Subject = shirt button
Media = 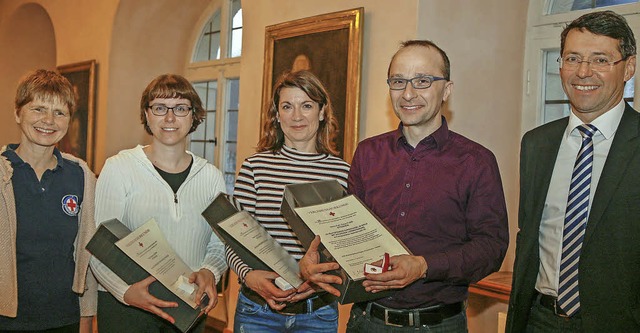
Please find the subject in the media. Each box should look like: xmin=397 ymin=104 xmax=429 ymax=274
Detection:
xmin=41 ymin=187 xmax=45 ymax=192
xmin=405 ymin=183 xmax=410 ymax=188
xmin=400 ymin=212 xmax=406 ymax=217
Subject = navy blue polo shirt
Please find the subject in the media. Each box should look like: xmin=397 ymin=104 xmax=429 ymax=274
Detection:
xmin=0 ymin=144 xmax=83 ymax=330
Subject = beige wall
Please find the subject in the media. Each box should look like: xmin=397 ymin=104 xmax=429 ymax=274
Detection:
xmin=415 ymin=2 xmax=528 ymax=330
xmin=0 ymin=0 xmax=210 ymax=172
xmin=0 ymin=0 xmax=528 ymax=332
xmin=418 ymin=0 xmax=526 ymax=271
xmin=0 ymin=2 xmax=57 ymax=145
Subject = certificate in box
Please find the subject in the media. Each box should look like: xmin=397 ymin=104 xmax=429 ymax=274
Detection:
xmin=281 ymin=180 xmax=411 ymax=304
xmin=86 ymin=219 xmax=207 ymax=332
xmin=201 ymin=193 xmax=303 ymax=289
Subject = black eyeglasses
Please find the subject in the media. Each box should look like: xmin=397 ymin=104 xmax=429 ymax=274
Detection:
xmin=387 ymin=75 xmax=447 ymax=90
xmin=148 ymin=104 xmax=193 ymax=117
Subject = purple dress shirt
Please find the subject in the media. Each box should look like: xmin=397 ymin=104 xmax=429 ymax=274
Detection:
xmin=348 ymin=118 xmax=508 ymax=308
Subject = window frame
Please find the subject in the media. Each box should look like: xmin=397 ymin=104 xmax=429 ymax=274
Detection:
xmin=184 ymin=0 xmax=241 ymax=192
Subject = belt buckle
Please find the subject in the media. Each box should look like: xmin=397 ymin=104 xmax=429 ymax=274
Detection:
xmin=553 ymin=300 xmax=569 ymax=318
xmin=384 ymin=309 xmax=413 ymax=327
xmin=277 ymin=310 xmax=297 ymax=316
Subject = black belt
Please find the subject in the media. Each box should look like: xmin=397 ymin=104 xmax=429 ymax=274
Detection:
xmin=537 ymin=293 xmax=571 ymax=317
xmin=361 ymin=301 xmax=464 ymax=327
xmin=241 ymin=286 xmax=330 ymax=315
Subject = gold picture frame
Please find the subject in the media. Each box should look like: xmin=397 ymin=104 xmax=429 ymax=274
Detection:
xmin=261 ymin=8 xmax=363 ymax=162
xmin=57 ymin=60 xmax=97 ymax=169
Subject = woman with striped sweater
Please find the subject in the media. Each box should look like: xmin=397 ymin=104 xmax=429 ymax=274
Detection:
xmin=228 ymin=70 xmax=349 ymax=333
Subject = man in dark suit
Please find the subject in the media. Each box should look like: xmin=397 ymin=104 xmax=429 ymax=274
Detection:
xmin=507 ymin=10 xmax=639 ymax=333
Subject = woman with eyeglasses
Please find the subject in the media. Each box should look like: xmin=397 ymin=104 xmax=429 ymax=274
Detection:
xmin=228 ymin=70 xmax=350 ymax=333
xmin=90 ymin=74 xmax=227 ymax=333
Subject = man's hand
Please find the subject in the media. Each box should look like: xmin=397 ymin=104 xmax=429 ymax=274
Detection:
xmin=244 ymin=270 xmax=296 ymax=311
xmin=362 ymin=255 xmax=427 ymax=293
xmin=189 ymin=268 xmax=218 ymax=313
xmin=124 ymin=276 xmax=178 ymax=324
xmin=299 ymin=236 xmax=342 ymax=297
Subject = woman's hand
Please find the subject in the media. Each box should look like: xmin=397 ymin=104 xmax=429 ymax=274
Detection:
xmin=189 ymin=268 xmax=218 ymax=313
xmin=123 ymin=276 xmax=178 ymax=324
xmin=244 ymin=270 xmax=296 ymax=310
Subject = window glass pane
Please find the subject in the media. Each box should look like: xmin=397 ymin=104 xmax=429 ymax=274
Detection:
xmin=190 ymin=80 xmax=218 ymax=165
xmin=191 ymin=82 xmax=208 ymax=140
xmin=624 ymin=75 xmax=635 ymax=98
xmin=545 ymin=51 xmax=565 ymax=101
xmin=225 ymin=142 xmax=236 ymax=177
xmin=542 ymin=49 xmax=635 ymax=124
xmin=624 ymin=75 xmax=635 ymax=108
xmin=205 ymin=139 xmax=216 ymax=163
xmin=223 ymin=78 xmax=240 ymax=193
xmin=190 ymin=142 xmax=205 ymax=157
xmin=230 ymin=28 xmax=243 ymax=58
xmin=210 ymin=32 xmax=221 ymax=60
xmin=207 ymin=83 xmax=218 ymax=110
xmin=544 ymin=104 xmax=572 ymax=123
xmin=548 ymin=0 xmax=638 ymax=14
xmin=192 ymin=10 xmax=221 ymax=62
xmin=596 ymin=0 xmax=638 ymax=7
xmin=229 ymin=0 xmax=242 ymax=57
xmin=543 ymin=50 xmax=569 ymax=123
xmin=231 ymin=0 xmax=242 ymax=28
xmin=191 ymin=120 xmax=206 ymax=141
xmin=224 ymin=173 xmax=236 ymax=195
xmin=193 ymin=21 xmax=211 ymax=62
xmin=227 ymin=79 xmax=240 ymax=109
xmin=206 ymin=111 xmax=216 ymax=144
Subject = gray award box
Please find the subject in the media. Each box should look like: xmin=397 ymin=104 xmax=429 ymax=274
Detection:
xmin=86 ymin=219 xmax=207 ymax=332
xmin=281 ymin=180 xmax=412 ymax=304
xmin=201 ymin=193 xmax=271 ymax=272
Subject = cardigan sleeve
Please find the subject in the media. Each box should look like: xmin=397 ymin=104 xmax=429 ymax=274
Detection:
xmin=89 ymin=157 xmax=132 ymax=304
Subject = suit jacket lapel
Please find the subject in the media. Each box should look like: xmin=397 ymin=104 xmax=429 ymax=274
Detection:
xmin=529 ymin=120 xmax=567 ymax=231
xmin=585 ymin=105 xmax=640 ymax=243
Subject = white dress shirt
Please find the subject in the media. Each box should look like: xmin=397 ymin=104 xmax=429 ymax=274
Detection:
xmin=535 ymin=100 xmax=625 ymax=296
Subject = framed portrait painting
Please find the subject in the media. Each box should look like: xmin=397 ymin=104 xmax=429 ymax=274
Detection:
xmin=261 ymin=8 xmax=363 ymax=162
xmin=57 ymin=60 xmax=97 ymax=169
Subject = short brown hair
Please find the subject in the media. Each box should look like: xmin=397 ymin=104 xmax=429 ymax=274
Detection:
xmin=258 ymin=70 xmax=339 ymax=155
xmin=15 ymin=69 xmax=77 ymax=116
xmin=140 ymin=74 xmax=205 ymax=135
xmin=561 ymin=10 xmax=636 ymax=59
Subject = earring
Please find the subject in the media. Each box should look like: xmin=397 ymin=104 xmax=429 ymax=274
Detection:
xmin=319 ymin=113 xmax=325 ymax=121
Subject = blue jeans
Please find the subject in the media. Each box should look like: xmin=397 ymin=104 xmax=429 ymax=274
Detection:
xmin=234 ymin=291 xmax=338 ymax=333
xmin=346 ymin=302 xmax=468 ymax=333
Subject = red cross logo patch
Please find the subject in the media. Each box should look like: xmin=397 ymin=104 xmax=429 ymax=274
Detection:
xmin=61 ymin=194 xmax=79 ymax=217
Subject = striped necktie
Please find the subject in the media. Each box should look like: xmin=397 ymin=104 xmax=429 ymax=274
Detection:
xmin=558 ymin=123 xmax=597 ymax=316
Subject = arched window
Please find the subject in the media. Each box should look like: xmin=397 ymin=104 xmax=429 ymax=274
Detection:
xmin=522 ymin=1 xmax=638 ymax=130
xmin=186 ymin=0 xmax=242 ymax=194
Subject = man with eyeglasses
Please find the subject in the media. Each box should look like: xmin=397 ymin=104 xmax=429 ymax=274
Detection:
xmin=301 ymin=40 xmax=508 ymax=332
xmin=507 ymin=10 xmax=639 ymax=333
